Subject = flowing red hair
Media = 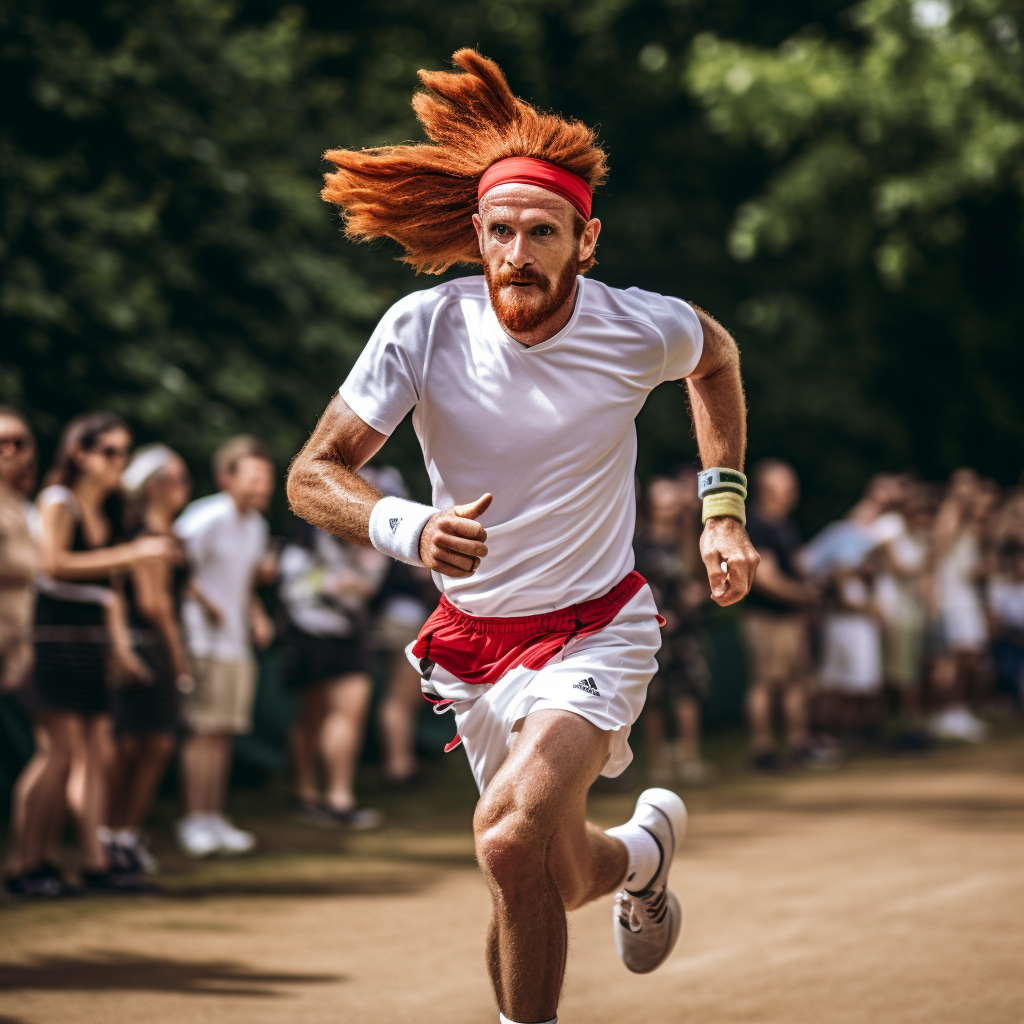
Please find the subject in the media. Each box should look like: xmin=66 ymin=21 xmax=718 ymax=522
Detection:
xmin=321 ymin=49 xmax=608 ymax=275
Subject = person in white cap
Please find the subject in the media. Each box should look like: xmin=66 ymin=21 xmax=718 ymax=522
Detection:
xmin=288 ymin=50 xmax=758 ymax=1024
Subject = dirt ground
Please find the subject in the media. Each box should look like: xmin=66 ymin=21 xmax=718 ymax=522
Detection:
xmin=2 ymin=734 xmax=1024 ymax=1024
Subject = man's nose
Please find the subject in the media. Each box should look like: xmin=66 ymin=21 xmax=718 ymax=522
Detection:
xmin=507 ymin=231 xmax=533 ymax=269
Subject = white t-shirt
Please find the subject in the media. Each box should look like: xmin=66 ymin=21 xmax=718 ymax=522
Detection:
xmin=340 ymin=274 xmax=703 ymax=616
xmin=175 ymin=492 xmax=268 ymax=661
xmin=989 ymin=576 xmax=1024 ymax=629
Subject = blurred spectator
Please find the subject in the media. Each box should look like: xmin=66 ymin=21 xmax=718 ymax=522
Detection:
xmin=174 ymin=436 xmax=275 ymax=857
xmin=1 ymin=408 xmax=42 ymax=895
xmin=105 ymin=445 xmax=193 ymax=874
xmin=873 ymin=481 xmax=936 ymax=742
xmin=13 ymin=413 xmax=175 ymax=895
xmin=278 ymin=521 xmax=386 ymax=827
xmin=0 ymin=407 xmax=39 ymax=693
xmin=989 ymin=541 xmax=1024 ymax=708
xmin=364 ymin=465 xmax=437 ymax=787
xmin=634 ymin=473 xmax=712 ymax=785
xmin=928 ymin=469 xmax=994 ymax=742
xmin=743 ymin=459 xmax=820 ymax=770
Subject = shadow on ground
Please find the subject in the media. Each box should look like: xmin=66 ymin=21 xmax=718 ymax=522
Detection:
xmin=0 ymin=951 xmax=341 ymax=996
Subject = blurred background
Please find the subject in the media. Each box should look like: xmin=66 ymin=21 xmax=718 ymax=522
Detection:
xmin=2 ymin=0 xmax=1024 ymax=896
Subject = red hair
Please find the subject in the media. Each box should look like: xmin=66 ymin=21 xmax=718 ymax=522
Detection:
xmin=321 ymin=49 xmax=608 ymax=275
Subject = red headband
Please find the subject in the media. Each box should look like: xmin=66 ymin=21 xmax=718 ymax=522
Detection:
xmin=477 ymin=157 xmax=593 ymax=220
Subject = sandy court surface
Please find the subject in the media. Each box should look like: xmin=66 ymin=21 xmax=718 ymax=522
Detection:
xmin=2 ymin=738 xmax=1023 ymax=1024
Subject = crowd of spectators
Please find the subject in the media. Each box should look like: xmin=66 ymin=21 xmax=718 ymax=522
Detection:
xmin=639 ymin=459 xmax=1024 ymax=783
xmin=2 ymin=404 xmax=1023 ymax=898
xmin=0 ymin=408 xmax=435 ymax=897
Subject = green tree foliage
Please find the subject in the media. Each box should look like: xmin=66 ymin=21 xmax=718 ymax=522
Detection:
xmin=0 ymin=0 xmax=396 ymax=482
xmin=685 ymin=0 xmax=1024 ymax=518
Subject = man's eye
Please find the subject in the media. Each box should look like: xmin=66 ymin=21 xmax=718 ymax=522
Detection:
xmin=494 ymin=224 xmax=509 ymax=235
xmin=535 ymin=225 xmax=553 ymax=236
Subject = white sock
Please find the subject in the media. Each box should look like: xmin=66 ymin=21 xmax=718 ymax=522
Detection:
xmin=606 ymin=821 xmax=660 ymax=893
xmin=499 ymin=1015 xmax=556 ymax=1024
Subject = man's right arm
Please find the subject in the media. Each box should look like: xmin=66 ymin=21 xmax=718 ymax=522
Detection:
xmin=286 ymin=394 xmax=490 ymax=579
xmin=287 ymin=393 xmax=388 ymax=544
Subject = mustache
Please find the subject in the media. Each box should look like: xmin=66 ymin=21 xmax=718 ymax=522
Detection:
xmin=493 ymin=265 xmax=550 ymax=290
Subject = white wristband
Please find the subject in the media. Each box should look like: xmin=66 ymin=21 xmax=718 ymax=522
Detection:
xmin=368 ymin=496 xmax=438 ymax=567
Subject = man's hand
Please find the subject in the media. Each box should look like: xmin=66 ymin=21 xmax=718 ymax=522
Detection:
xmin=700 ymin=516 xmax=760 ymax=606
xmin=420 ymin=493 xmax=492 ymax=578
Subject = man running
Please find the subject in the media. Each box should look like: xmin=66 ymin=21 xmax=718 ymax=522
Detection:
xmin=288 ymin=50 xmax=758 ymax=1024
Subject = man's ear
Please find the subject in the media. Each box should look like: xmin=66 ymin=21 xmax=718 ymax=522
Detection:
xmin=579 ymin=217 xmax=601 ymax=263
xmin=472 ymin=212 xmax=484 ymax=257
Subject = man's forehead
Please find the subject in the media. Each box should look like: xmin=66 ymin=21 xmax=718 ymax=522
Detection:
xmin=478 ymin=182 xmax=576 ymax=221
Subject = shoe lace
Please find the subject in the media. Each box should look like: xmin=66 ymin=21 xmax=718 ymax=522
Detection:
xmin=616 ymin=883 xmax=669 ymax=933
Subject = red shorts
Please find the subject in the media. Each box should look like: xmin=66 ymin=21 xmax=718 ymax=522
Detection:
xmin=411 ymin=570 xmax=662 ymax=689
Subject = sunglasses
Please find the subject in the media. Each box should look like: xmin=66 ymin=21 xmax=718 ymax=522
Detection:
xmin=0 ymin=435 xmax=33 ymax=452
xmin=96 ymin=446 xmax=131 ymax=461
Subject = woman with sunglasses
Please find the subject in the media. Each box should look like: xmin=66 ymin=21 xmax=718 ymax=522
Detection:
xmin=105 ymin=444 xmax=193 ymax=874
xmin=15 ymin=413 xmax=175 ymax=894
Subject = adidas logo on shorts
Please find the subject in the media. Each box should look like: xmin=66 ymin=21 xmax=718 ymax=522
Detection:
xmin=389 ymin=517 xmax=401 ymax=531
xmin=573 ymin=676 xmax=600 ymax=696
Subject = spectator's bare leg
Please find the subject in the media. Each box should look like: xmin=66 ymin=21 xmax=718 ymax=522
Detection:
xmin=79 ymin=714 xmax=115 ymax=870
xmin=378 ymin=655 xmax=424 ymax=782
xmin=117 ymin=734 xmax=175 ymax=831
xmin=783 ymin=682 xmax=810 ymax=750
xmin=182 ymin=732 xmax=231 ymax=814
xmin=290 ymin=687 xmax=327 ymax=803
xmin=321 ymin=673 xmax=372 ymax=812
xmin=10 ymin=712 xmax=76 ymax=871
xmin=674 ymin=695 xmax=701 ymax=763
xmin=747 ymin=679 xmax=776 ymax=752
xmin=642 ymin=697 xmax=672 ymax=781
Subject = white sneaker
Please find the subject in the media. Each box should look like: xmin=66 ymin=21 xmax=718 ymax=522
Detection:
xmin=208 ymin=814 xmax=257 ymax=855
xmin=930 ymin=706 xmax=988 ymax=743
xmin=613 ymin=788 xmax=687 ymax=974
xmin=176 ymin=815 xmax=221 ymax=858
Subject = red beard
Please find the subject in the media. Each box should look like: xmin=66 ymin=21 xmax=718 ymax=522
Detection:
xmin=484 ymin=256 xmax=579 ymax=334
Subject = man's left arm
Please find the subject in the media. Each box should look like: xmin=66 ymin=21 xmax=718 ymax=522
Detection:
xmin=685 ymin=306 xmax=760 ymax=606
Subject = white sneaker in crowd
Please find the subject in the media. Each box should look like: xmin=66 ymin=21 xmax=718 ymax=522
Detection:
xmin=115 ymin=829 xmax=160 ymax=874
xmin=929 ymin=706 xmax=988 ymax=743
xmin=612 ymin=788 xmax=687 ymax=974
xmin=208 ymin=814 xmax=257 ymax=855
xmin=176 ymin=814 xmax=221 ymax=858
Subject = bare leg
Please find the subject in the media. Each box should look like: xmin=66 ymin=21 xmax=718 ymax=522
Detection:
xmin=783 ymin=682 xmax=810 ymax=749
xmin=10 ymin=712 xmax=77 ymax=871
xmin=673 ymin=695 xmax=701 ymax=763
xmin=474 ymin=710 xmax=628 ymax=1022
xmin=320 ymin=674 xmax=372 ymax=812
xmin=79 ymin=714 xmax=115 ymax=870
xmin=118 ymin=734 xmax=175 ymax=831
xmin=290 ymin=688 xmax=326 ymax=803
xmin=641 ymin=695 xmax=672 ymax=781
xmin=747 ymin=679 xmax=776 ymax=752
xmin=378 ymin=656 xmax=423 ymax=781
xmin=181 ymin=732 xmax=232 ymax=815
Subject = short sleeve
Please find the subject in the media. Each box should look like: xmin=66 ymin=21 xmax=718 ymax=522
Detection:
xmin=651 ymin=296 xmax=704 ymax=383
xmin=339 ymin=288 xmax=445 ymax=435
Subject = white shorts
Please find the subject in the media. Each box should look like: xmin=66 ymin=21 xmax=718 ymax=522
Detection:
xmin=408 ymin=586 xmax=662 ymax=793
xmin=819 ymin=613 xmax=883 ymax=695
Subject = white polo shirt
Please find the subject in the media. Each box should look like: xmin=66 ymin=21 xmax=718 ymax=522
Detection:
xmin=341 ymin=274 xmax=703 ymax=617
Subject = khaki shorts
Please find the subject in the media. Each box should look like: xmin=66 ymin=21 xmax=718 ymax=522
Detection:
xmin=184 ymin=657 xmax=256 ymax=734
xmin=743 ymin=611 xmax=811 ymax=688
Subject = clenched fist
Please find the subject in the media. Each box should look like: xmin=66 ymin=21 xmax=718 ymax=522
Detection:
xmin=700 ymin=515 xmax=760 ymax=606
xmin=419 ymin=493 xmax=492 ymax=579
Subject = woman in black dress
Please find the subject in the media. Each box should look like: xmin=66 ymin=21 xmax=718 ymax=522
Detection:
xmin=106 ymin=444 xmax=193 ymax=873
xmin=16 ymin=413 xmax=175 ymax=892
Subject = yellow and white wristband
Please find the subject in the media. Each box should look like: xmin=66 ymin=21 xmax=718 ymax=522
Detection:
xmin=368 ymin=496 xmax=438 ymax=567
xmin=701 ymin=490 xmax=746 ymax=526
xmin=698 ymin=467 xmax=747 ymax=525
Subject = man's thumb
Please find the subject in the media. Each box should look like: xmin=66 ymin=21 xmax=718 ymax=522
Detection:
xmin=454 ymin=493 xmax=493 ymax=520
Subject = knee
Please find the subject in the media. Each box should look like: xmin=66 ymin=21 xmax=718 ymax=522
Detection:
xmin=148 ymin=733 xmax=177 ymax=760
xmin=474 ymin=800 xmax=547 ymax=893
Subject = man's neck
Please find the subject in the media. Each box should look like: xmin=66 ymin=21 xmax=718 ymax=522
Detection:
xmin=754 ymin=503 xmax=789 ymax=525
xmin=503 ymin=279 xmax=579 ymax=348
xmin=227 ymin=491 xmax=250 ymax=516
